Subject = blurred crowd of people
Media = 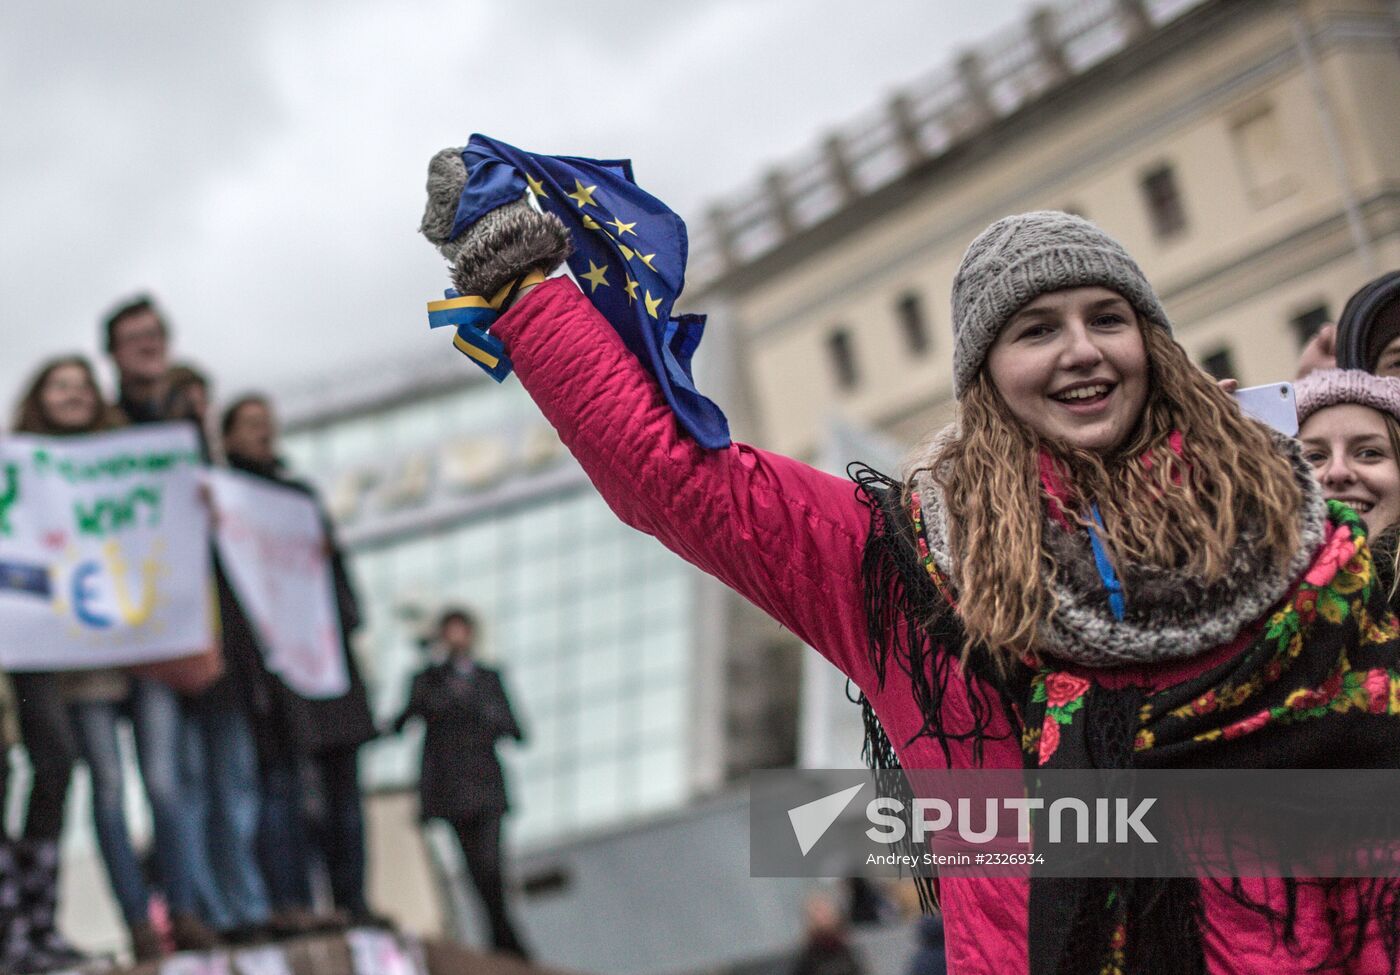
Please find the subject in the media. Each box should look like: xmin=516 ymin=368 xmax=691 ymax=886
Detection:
xmin=0 ymin=296 xmax=383 ymax=971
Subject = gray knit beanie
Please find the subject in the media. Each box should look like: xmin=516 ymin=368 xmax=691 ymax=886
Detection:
xmin=951 ymin=211 xmax=1171 ymax=397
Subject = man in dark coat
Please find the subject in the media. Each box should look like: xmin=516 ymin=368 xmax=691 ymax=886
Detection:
xmin=391 ymin=608 xmax=528 ymax=958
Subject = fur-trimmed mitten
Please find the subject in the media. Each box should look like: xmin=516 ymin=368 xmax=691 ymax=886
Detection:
xmin=419 ymin=148 xmax=572 ymax=306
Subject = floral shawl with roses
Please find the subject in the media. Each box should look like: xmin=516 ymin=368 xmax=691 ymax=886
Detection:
xmin=853 ymin=462 xmax=1400 ymax=975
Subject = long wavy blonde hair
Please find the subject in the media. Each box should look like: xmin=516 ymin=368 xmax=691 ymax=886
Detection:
xmin=918 ymin=325 xmax=1303 ymax=668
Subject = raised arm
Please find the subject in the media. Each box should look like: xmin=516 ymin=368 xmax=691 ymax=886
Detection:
xmin=491 ymin=277 xmax=877 ymax=688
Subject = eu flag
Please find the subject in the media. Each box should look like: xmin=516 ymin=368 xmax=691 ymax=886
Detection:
xmin=450 ymin=134 xmax=731 ymax=450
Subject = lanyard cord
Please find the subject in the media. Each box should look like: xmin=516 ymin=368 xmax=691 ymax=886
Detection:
xmin=1086 ymin=503 xmax=1126 ymax=621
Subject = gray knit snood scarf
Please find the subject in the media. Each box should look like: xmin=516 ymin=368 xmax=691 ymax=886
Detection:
xmin=906 ymin=431 xmax=1327 ymax=668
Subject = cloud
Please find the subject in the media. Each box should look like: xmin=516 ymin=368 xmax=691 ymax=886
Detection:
xmin=0 ymin=0 xmax=1031 ymax=420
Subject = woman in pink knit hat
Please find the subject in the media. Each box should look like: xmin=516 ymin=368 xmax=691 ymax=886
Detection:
xmin=1297 ymin=368 xmax=1400 ymax=596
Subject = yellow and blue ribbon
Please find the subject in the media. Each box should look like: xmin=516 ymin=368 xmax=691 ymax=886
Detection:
xmin=425 ymin=270 xmax=545 ymax=382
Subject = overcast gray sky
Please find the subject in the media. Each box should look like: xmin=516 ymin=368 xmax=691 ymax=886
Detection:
xmin=1 ymin=1 xmax=1032 ymax=418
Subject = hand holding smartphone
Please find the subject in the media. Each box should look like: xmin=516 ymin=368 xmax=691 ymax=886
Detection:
xmin=1234 ymin=382 xmax=1298 ymax=437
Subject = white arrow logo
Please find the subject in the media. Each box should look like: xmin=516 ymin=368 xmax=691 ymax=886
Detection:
xmin=788 ymin=784 xmax=864 ymax=856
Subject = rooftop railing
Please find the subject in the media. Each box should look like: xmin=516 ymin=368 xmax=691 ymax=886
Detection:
xmin=687 ymin=0 xmax=1208 ymax=287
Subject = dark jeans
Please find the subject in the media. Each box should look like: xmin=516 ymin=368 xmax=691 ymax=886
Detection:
xmin=258 ymin=756 xmax=312 ymax=910
xmin=71 ymin=679 xmax=219 ymax=924
xmin=450 ymin=810 xmax=528 ymax=958
xmin=181 ymin=705 xmax=269 ymax=928
xmin=259 ymin=745 xmax=368 ymax=915
xmin=10 ymin=673 xmax=76 ymax=841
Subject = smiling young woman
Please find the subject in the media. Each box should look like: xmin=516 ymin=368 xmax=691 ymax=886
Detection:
xmin=1296 ymin=369 xmax=1400 ymax=597
xmin=915 ymin=218 xmax=1301 ymax=669
xmin=4 ymin=355 xmax=120 ymax=969
xmin=419 ymin=155 xmax=1400 ymax=975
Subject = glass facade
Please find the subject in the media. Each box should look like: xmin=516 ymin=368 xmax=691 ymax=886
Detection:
xmin=282 ymin=378 xmax=697 ymax=847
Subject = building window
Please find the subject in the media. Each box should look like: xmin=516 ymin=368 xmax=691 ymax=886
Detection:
xmin=896 ymin=292 xmax=930 ymax=356
xmin=1140 ymin=164 xmax=1187 ymax=240
xmin=1201 ymin=347 xmax=1237 ymax=381
xmin=827 ymin=328 xmax=859 ymax=390
xmin=1289 ymin=304 xmax=1331 ymax=349
xmin=1230 ymin=104 xmax=1296 ymax=207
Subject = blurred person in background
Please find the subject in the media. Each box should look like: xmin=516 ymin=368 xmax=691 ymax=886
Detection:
xmin=2 ymin=357 xmax=109 ymax=971
xmin=104 ymin=296 xmax=174 ymax=426
xmin=389 ymin=607 xmax=527 ymax=959
xmin=904 ymin=913 xmax=947 ymax=975
xmin=844 ymin=877 xmax=890 ymax=927
xmin=1296 ymin=369 xmax=1400 ymax=599
xmin=1296 ymin=269 xmax=1400 ymax=379
xmin=0 ymin=672 xmax=27 ymax=964
xmin=1334 ymin=270 xmax=1400 ymax=376
xmin=220 ymin=395 xmax=381 ymax=931
xmin=164 ymin=363 xmax=217 ymax=461
xmin=167 ymin=368 xmax=275 ymax=943
xmin=789 ymin=891 xmax=863 ymax=975
xmin=92 ymin=298 xmax=226 ymax=956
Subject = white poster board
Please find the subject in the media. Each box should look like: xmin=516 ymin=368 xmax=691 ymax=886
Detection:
xmin=210 ymin=468 xmax=349 ymax=699
xmin=0 ymin=424 xmax=213 ymax=671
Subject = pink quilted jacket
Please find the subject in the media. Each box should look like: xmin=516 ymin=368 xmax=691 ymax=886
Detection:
xmin=494 ymin=277 xmax=1389 ymax=974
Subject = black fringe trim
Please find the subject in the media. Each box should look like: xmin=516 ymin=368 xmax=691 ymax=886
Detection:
xmin=850 ymin=463 xmax=1019 ymax=767
xmin=850 ymin=463 xmax=1021 ymax=914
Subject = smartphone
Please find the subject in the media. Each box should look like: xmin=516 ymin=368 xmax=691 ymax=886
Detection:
xmin=1235 ymin=382 xmax=1298 ymax=437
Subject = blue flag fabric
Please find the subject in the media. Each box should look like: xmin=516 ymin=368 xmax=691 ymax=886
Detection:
xmin=452 ymin=134 xmax=731 ymax=449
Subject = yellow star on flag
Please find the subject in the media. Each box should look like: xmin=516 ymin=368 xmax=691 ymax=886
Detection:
xmin=526 ymin=174 xmax=547 ymax=198
xmin=644 ymin=290 xmax=663 ymax=319
xmin=636 ymin=252 xmax=657 ymax=271
xmin=581 ymin=215 xmax=602 ymax=231
xmin=567 ymin=179 xmax=598 ymax=208
xmin=606 ymin=216 xmax=637 ymax=237
xmin=620 ymin=244 xmax=635 ymax=261
xmin=581 ymin=260 xmax=609 ymax=293
xmin=624 ymin=278 xmax=640 ymax=302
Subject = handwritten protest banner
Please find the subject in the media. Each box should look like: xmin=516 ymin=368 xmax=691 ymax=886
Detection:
xmin=0 ymin=424 xmax=212 ymax=670
xmin=209 ymin=469 xmax=349 ymax=699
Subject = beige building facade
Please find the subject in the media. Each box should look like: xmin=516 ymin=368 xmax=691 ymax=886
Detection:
xmin=692 ymin=0 xmax=1400 ymax=458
